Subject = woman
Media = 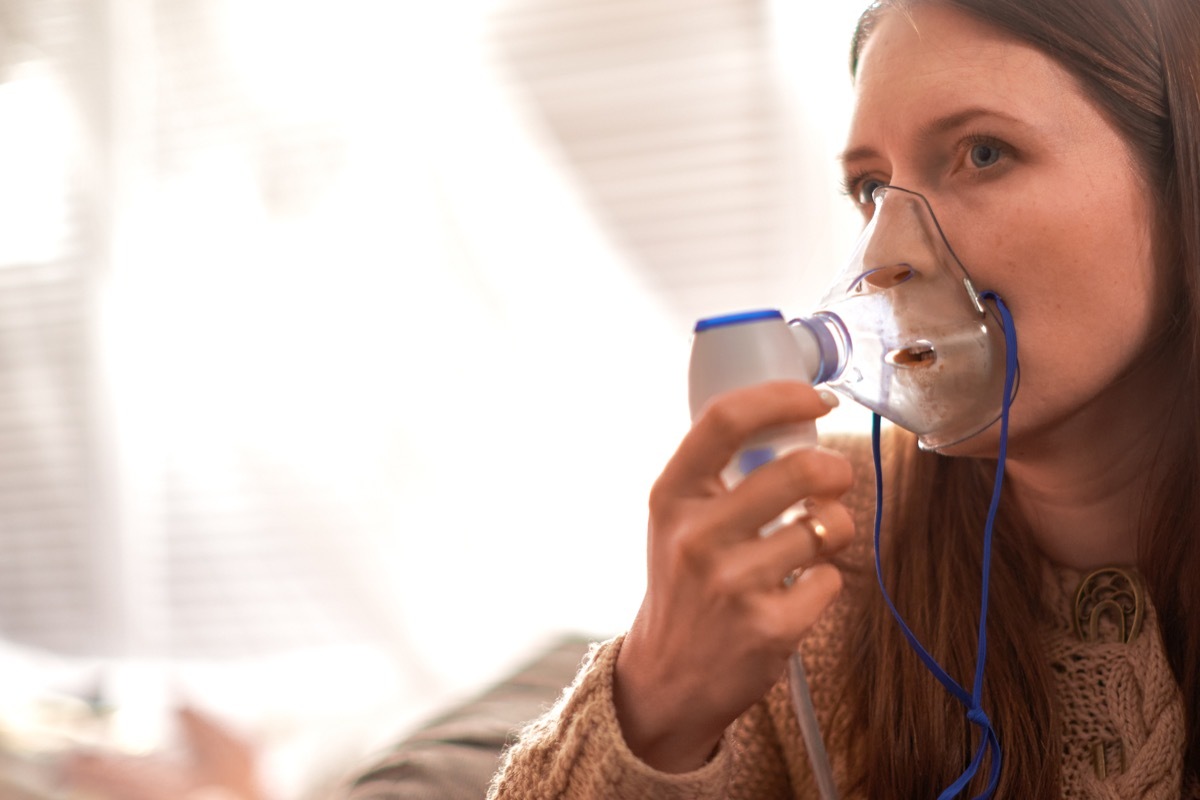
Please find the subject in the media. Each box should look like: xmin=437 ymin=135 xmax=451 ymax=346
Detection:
xmin=488 ymin=0 xmax=1200 ymax=796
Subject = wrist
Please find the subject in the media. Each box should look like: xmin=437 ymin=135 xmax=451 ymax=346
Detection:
xmin=612 ymin=635 xmax=726 ymax=773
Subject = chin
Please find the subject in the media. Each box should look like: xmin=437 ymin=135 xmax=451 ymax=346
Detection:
xmin=918 ymin=421 xmax=1006 ymax=459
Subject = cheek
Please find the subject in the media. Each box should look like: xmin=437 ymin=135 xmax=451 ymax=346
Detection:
xmin=964 ymin=195 xmax=1159 ymax=413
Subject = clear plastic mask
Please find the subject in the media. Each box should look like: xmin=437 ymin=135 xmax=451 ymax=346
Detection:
xmin=791 ymin=186 xmax=1014 ymax=450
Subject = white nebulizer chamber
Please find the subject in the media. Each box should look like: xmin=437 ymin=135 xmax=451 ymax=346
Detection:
xmin=688 ymin=309 xmax=822 ymax=488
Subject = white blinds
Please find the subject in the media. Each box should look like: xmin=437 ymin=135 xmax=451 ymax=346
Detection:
xmin=0 ymin=0 xmax=102 ymax=656
xmin=490 ymin=0 xmax=795 ymax=320
xmin=0 ymin=0 xmax=424 ymax=661
xmin=0 ymin=0 xmax=863 ymax=679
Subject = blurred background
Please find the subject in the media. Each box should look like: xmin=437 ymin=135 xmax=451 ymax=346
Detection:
xmin=0 ymin=0 xmax=866 ymax=796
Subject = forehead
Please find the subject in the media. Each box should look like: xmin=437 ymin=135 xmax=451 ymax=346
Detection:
xmin=847 ymin=4 xmax=1083 ymax=151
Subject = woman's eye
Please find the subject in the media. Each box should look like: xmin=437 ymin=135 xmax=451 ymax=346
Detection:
xmin=968 ymin=142 xmax=1003 ymax=169
xmin=857 ymin=178 xmax=887 ymax=206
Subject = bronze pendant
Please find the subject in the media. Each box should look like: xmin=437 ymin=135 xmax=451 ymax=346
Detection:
xmin=1072 ymin=567 xmax=1145 ymax=644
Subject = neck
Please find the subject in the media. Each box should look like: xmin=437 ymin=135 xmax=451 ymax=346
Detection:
xmin=1004 ymin=368 xmax=1186 ymax=572
xmin=1005 ymin=444 xmax=1150 ymax=571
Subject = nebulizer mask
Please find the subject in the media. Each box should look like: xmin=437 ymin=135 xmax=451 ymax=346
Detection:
xmin=688 ymin=186 xmax=1018 ymax=799
xmin=689 ymin=185 xmax=1012 ymax=454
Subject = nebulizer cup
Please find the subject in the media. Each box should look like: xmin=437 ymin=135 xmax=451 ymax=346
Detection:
xmin=688 ymin=309 xmax=823 ymax=490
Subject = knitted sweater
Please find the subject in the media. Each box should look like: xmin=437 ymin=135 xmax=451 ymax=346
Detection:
xmin=487 ymin=435 xmax=1192 ymax=799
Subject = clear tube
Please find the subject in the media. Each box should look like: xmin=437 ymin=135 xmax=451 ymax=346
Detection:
xmin=789 ymin=652 xmax=840 ymax=800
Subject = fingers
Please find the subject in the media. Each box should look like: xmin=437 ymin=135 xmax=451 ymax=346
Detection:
xmin=60 ymin=752 xmax=192 ymax=800
xmin=771 ymin=564 xmax=844 ymax=643
xmin=176 ymin=707 xmax=263 ymax=800
xmin=710 ymin=498 xmax=855 ymax=594
xmin=730 ymin=564 xmax=845 ymax=658
xmin=716 ymin=445 xmax=853 ymax=536
xmin=657 ymin=381 xmax=839 ymax=496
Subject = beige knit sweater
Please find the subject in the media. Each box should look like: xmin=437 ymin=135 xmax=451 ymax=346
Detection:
xmin=488 ymin=436 xmax=1192 ymax=799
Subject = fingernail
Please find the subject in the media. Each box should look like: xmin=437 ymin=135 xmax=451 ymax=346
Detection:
xmin=818 ymin=390 xmax=840 ymax=408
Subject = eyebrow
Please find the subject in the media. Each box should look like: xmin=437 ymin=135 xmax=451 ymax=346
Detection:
xmin=838 ymin=106 xmax=1026 ymax=166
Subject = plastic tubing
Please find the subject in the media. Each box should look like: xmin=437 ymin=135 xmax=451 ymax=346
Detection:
xmin=788 ymin=651 xmax=840 ymax=800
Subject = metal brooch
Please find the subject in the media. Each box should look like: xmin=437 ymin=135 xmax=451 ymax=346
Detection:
xmin=1072 ymin=566 xmax=1145 ymax=644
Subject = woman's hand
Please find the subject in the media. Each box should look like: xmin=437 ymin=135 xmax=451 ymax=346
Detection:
xmin=613 ymin=381 xmax=854 ymax=773
xmin=60 ymin=706 xmax=266 ymax=800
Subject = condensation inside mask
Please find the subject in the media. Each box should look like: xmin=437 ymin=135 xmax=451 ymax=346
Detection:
xmin=793 ymin=186 xmax=1013 ymax=451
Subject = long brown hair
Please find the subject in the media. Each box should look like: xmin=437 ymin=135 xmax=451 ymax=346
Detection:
xmin=839 ymin=0 xmax=1200 ymax=795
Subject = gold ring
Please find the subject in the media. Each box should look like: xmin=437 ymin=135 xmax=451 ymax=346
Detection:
xmin=803 ymin=514 xmax=830 ymax=556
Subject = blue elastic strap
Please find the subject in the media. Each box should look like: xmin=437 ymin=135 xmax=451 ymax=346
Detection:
xmin=871 ymin=292 xmax=1017 ymax=799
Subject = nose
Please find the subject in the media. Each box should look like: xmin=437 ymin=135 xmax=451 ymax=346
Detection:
xmin=857 ymin=186 xmax=943 ymax=291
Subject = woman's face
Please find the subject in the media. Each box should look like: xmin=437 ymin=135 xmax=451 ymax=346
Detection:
xmin=843 ymin=3 xmax=1166 ymax=455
